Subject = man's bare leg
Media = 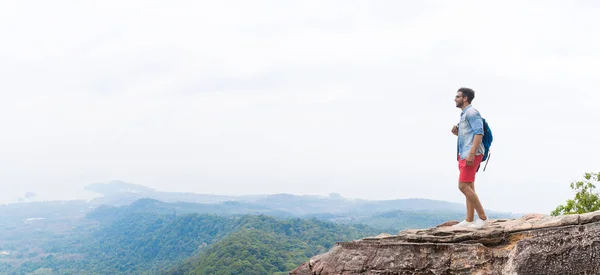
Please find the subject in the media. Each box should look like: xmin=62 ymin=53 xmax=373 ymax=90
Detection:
xmin=465 ymin=182 xmax=475 ymax=222
xmin=459 ymin=182 xmax=487 ymax=220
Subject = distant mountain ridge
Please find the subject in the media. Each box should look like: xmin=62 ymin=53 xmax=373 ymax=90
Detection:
xmin=85 ymin=180 xmax=250 ymax=206
xmin=84 ymin=180 xmax=518 ymax=217
xmin=2 ymin=180 xmax=521 ymax=232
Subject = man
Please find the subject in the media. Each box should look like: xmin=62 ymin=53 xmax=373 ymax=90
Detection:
xmin=451 ymin=87 xmax=488 ymax=228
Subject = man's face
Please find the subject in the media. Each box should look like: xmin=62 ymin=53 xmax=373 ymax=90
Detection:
xmin=455 ymin=92 xmax=466 ymax=108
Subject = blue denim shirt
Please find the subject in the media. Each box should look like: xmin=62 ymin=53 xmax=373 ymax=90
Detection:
xmin=457 ymin=104 xmax=485 ymax=160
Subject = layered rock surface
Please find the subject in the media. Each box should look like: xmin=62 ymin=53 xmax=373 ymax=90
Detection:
xmin=291 ymin=211 xmax=600 ymax=275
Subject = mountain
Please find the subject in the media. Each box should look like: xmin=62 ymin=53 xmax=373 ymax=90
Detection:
xmin=84 ymin=180 xmax=253 ymax=206
xmin=86 ymin=198 xmax=295 ymax=225
xmin=164 ymin=216 xmax=379 ymax=275
xmin=0 ymin=181 xmax=522 ymax=274
xmin=5 ymin=213 xmax=381 ymax=275
xmin=84 ymin=181 xmax=520 ymax=219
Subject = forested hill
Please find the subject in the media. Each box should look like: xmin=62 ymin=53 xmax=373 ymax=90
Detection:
xmin=10 ymin=213 xmax=381 ymax=274
xmin=86 ymin=198 xmax=296 ymax=225
xmin=85 ymin=197 xmax=516 ymax=232
xmin=165 ymin=215 xmax=381 ymax=275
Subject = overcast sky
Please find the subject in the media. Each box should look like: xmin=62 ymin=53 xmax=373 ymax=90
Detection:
xmin=1 ymin=1 xmax=598 ymax=214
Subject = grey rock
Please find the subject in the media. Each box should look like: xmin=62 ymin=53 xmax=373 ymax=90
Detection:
xmin=291 ymin=211 xmax=600 ymax=275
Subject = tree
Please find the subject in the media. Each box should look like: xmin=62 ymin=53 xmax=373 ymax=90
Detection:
xmin=551 ymin=172 xmax=600 ymax=216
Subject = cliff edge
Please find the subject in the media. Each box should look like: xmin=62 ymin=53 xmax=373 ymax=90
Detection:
xmin=291 ymin=211 xmax=600 ymax=275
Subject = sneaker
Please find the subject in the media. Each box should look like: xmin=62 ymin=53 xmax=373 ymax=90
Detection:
xmin=452 ymin=220 xmax=473 ymax=227
xmin=467 ymin=218 xmax=488 ymax=229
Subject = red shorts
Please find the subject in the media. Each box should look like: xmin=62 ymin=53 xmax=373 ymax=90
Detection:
xmin=458 ymin=154 xmax=483 ymax=183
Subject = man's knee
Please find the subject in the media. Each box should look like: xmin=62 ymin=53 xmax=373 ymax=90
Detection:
xmin=458 ymin=182 xmax=473 ymax=193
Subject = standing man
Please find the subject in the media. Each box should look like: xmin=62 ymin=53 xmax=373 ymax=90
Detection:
xmin=451 ymin=87 xmax=488 ymax=228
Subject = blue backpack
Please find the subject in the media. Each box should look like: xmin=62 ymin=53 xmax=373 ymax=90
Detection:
xmin=481 ymin=118 xmax=493 ymax=171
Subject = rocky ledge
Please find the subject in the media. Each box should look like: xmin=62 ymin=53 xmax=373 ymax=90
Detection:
xmin=291 ymin=211 xmax=600 ymax=275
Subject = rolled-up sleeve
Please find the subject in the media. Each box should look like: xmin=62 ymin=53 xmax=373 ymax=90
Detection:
xmin=466 ymin=109 xmax=484 ymax=135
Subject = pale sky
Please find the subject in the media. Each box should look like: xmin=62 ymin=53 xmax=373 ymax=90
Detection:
xmin=1 ymin=1 xmax=599 ymax=214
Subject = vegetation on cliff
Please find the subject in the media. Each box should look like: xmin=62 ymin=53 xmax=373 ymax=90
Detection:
xmin=552 ymin=172 xmax=600 ymax=216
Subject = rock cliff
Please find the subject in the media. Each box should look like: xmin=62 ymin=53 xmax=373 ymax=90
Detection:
xmin=291 ymin=211 xmax=600 ymax=275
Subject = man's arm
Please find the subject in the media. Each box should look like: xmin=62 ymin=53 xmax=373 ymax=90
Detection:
xmin=465 ymin=109 xmax=484 ymax=166
xmin=466 ymin=134 xmax=482 ymax=166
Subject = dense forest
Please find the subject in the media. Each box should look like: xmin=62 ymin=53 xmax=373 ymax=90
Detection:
xmin=3 ymin=213 xmax=380 ymax=274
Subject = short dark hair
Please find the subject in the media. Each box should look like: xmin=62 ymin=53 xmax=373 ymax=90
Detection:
xmin=457 ymin=87 xmax=475 ymax=103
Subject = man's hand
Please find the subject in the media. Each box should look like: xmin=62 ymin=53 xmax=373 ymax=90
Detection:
xmin=451 ymin=125 xmax=458 ymax=136
xmin=466 ymin=154 xmax=474 ymax=166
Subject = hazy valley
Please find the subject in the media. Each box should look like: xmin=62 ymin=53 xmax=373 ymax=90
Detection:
xmin=0 ymin=181 xmax=520 ymax=274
